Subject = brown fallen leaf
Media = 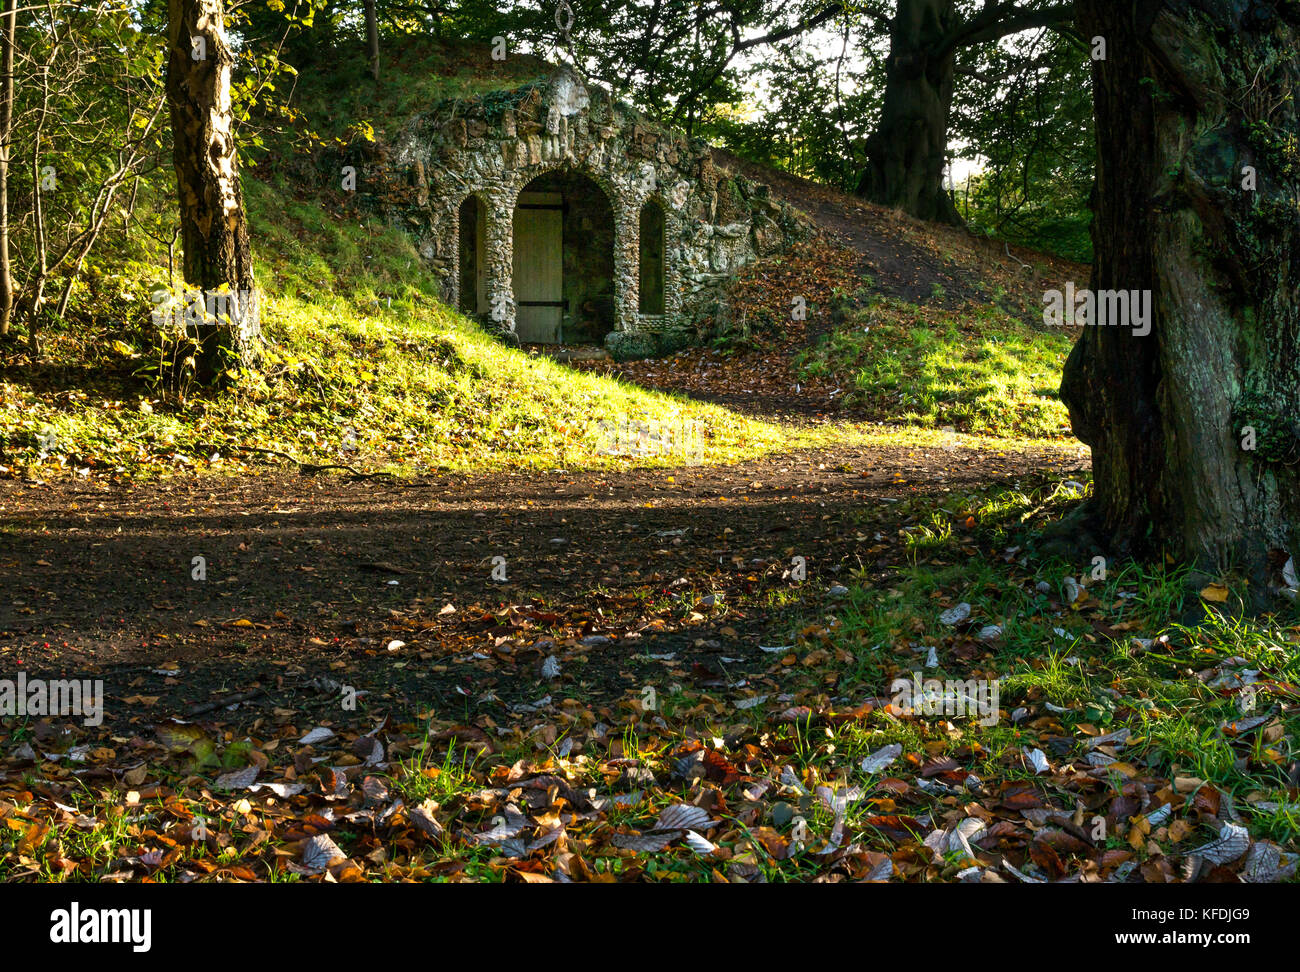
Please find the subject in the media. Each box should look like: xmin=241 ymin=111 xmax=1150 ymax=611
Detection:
xmin=1200 ymin=583 xmax=1230 ymax=603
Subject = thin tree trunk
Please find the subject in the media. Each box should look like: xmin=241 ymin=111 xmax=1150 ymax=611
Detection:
xmin=0 ymin=0 xmax=17 ymax=337
xmin=363 ymin=0 xmax=379 ymax=81
xmin=53 ymin=97 xmax=166 ymax=319
xmin=856 ymin=0 xmax=962 ymax=225
xmin=166 ymin=0 xmax=260 ymax=379
xmin=26 ymin=58 xmax=52 ymax=356
xmin=1061 ymin=0 xmax=1300 ymax=599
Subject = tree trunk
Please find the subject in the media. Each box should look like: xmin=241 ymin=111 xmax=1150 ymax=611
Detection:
xmin=1061 ymin=0 xmax=1300 ymax=598
xmin=856 ymin=0 xmax=962 ymax=225
xmin=363 ymin=0 xmax=380 ymax=81
xmin=0 ymin=0 xmax=16 ymax=338
xmin=26 ymin=42 xmax=52 ymax=357
xmin=166 ymin=0 xmax=260 ymax=378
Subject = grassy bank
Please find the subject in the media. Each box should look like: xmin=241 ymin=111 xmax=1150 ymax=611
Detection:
xmin=0 ymin=179 xmax=791 ymax=480
xmin=799 ymin=295 xmax=1074 ymax=440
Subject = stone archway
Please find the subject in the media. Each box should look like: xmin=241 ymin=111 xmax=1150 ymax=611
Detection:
xmin=512 ymin=170 xmax=616 ymax=345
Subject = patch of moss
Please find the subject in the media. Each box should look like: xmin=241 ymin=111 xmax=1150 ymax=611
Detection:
xmin=1233 ymin=389 xmax=1300 ymax=464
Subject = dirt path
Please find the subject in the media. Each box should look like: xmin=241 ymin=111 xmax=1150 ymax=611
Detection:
xmin=0 ymin=439 xmax=1086 ymax=726
xmin=713 ymin=148 xmax=1085 ymax=311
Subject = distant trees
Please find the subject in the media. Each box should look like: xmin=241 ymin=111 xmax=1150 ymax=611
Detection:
xmin=949 ymin=27 xmax=1093 ymax=260
xmin=557 ymin=0 xmax=846 ymax=137
xmin=851 ymin=0 xmax=1074 ymax=224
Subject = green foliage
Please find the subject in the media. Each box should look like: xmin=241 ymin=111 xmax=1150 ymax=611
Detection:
xmin=3 ymin=2 xmax=169 ymax=339
xmin=559 ymin=0 xmax=835 ymax=137
xmin=701 ymin=25 xmax=871 ymax=191
xmin=950 ymin=32 xmax=1095 ymax=263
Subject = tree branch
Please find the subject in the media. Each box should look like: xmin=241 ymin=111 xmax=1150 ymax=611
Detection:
xmin=937 ymin=2 xmax=1076 ymax=56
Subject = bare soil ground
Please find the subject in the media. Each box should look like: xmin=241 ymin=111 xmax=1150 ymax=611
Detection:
xmin=0 ymin=439 xmax=1087 ymax=729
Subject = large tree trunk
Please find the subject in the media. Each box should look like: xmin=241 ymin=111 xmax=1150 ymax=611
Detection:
xmin=856 ymin=0 xmax=962 ymax=225
xmin=0 ymin=0 xmax=17 ymax=338
xmin=1061 ymin=0 xmax=1300 ymax=598
xmin=166 ymin=0 xmax=260 ymax=378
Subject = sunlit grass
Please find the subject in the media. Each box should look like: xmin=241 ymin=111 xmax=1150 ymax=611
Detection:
xmin=798 ymin=297 xmax=1074 ymax=439
xmin=1 ymin=179 xmax=795 ymax=477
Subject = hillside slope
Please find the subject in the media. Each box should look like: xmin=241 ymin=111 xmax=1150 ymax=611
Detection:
xmin=578 ymin=149 xmax=1086 ymax=440
xmin=0 ymin=38 xmax=1084 ymax=479
xmin=714 ymin=148 xmax=1086 ymax=312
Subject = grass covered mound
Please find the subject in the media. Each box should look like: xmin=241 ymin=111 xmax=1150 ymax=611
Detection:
xmin=798 ymin=295 xmax=1074 ymax=440
xmin=285 ymin=37 xmax=553 ymax=145
xmin=0 ymin=178 xmax=785 ymax=480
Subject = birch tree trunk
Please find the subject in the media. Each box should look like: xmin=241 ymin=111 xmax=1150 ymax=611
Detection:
xmin=0 ymin=0 xmax=17 ymax=337
xmin=166 ymin=0 xmax=260 ymax=378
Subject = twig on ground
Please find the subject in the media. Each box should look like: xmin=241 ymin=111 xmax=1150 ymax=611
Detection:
xmin=185 ymin=689 xmax=267 ymax=718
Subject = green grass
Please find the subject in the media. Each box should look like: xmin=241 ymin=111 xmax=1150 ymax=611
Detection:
xmin=391 ymin=719 xmax=490 ymax=808
xmin=814 ymin=478 xmax=1300 ymax=860
xmin=798 ymin=296 xmax=1074 ymax=439
xmin=0 ymin=177 xmax=795 ymax=479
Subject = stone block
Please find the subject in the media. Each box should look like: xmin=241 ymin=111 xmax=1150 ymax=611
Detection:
xmin=605 ymin=330 xmax=658 ymax=361
xmin=606 ymin=328 xmax=693 ymax=360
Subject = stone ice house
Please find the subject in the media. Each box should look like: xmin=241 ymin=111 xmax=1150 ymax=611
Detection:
xmin=385 ymin=66 xmax=807 ymax=359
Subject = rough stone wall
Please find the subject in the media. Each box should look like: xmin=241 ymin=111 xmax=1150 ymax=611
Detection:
xmin=387 ymin=66 xmax=809 ymax=356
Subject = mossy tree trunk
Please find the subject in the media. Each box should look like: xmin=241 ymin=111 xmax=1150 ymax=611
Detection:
xmin=166 ymin=0 xmax=260 ymax=378
xmin=1060 ymin=0 xmax=1300 ymax=598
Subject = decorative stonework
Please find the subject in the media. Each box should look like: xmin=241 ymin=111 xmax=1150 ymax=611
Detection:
xmin=387 ymin=66 xmax=808 ymax=357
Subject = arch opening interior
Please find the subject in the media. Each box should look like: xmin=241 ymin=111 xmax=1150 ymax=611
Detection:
xmin=512 ymin=170 xmax=615 ymax=345
xmin=457 ymin=195 xmax=486 ymax=315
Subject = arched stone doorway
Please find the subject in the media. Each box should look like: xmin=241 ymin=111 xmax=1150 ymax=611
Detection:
xmin=512 ymin=170 xmax=615 ymax=344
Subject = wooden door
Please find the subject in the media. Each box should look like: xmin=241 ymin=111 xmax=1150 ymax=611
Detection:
xmin=512 ymin=193 xmax=563 ymax=343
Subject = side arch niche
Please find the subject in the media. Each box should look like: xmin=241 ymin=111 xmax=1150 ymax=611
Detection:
xmin=457 ymin=194 xmax=487 ymax=315
xmin=638 ymin=199 xmax=667 ymax=316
